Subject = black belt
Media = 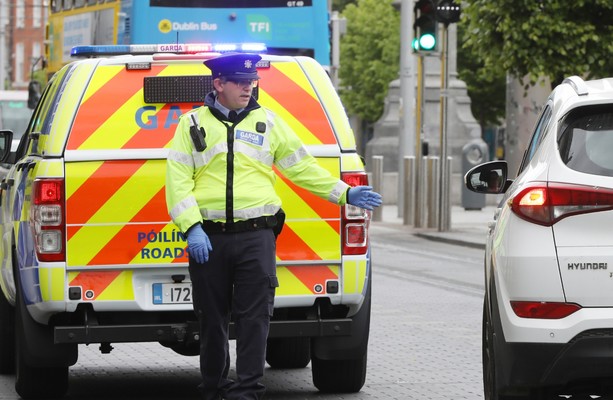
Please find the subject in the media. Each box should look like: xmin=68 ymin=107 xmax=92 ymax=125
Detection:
xmin=202 ymin=215 xmax=278 ymax=233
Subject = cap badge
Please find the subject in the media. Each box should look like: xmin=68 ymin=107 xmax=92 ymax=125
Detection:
xmin=244 ymin=60 xmax=253 ymax=69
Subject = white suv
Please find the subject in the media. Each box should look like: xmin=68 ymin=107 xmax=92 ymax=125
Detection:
xmin=465 ymin=76 xmax=613 ymax=399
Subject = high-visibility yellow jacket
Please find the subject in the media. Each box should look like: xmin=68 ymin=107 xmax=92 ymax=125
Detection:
xmin=166 ymin=100 xmax=350 ymax=233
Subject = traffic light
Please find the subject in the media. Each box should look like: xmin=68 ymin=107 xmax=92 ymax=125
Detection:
xmin=413 ymin=0 xmax=438 ymax=52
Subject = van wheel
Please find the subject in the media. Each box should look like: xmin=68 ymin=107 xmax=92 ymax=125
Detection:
xmin=311 ymin=352 xmax=367 ymax=393
xmin=266 ymin=337 xmax=311 ymax=369
xmin=311 ymin=265 xmax=371 ymax=393
xmin=0 ymin=291 xmax=15 ymax=374
xmin=14 ymin=267 xmax=69 ymax=399
xmin=15 ymin=357 xmax=68 ymax=400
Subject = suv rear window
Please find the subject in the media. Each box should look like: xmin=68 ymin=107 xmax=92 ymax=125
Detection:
xmin=558 ymin=105 xmax=613 ymax=176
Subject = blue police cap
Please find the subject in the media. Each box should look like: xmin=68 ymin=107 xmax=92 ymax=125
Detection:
xmin=203 ymin=53 xmax=261 ymax=80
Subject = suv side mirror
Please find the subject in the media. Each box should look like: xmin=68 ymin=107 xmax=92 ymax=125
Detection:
xmin=464 ymin=160 xmax=511 ymax=194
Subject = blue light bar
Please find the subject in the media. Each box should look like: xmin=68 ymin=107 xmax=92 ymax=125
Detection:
xmin=71 ymin=45 xmax=133 ymax=56
xmin=71 ymin=43 xmax=268 ymax=58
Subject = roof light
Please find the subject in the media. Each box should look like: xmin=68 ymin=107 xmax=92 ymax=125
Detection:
xmin=71 ymin=43 xmax=267 ymax=58
xmin=125 ymin=62 xmax=152 ymax=70
xmin=213 ymin=43 xmax=239 ymax=52
xmin=240 ymin=43 xmax=268 ymax=52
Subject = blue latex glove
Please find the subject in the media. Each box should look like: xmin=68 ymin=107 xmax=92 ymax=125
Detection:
xmin=186 ymin=224 xmax=213 ymax=264
xmin=347 ymin=186 xmax=383 ymax=211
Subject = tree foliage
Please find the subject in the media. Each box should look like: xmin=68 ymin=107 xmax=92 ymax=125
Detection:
xmin=456 ymin=23 xmax=506 ymax=128
xmin=461 ymin=0 xmax=613 ymax=87
xmin=332 ymin=0 xmax=356 ymax=11
xmin=339 ymin=0 xmax=400 ymax=123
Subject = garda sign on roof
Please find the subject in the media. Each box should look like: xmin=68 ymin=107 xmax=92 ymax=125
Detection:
xmin=157 ymin=44 xmax=185 ymax=52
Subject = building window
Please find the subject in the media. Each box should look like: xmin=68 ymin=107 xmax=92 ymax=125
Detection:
xmin=33 ymin=0 xmax=42 ymax=28
xmin=16 ymin=0 xmax=25 ymax=29
xmin=33 ymin=42 xmax=42 ymax=60
xmin=16 ymin=42 xmax=25 ymax=84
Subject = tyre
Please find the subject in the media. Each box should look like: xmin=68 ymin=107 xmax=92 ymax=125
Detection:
xmin=0 ymin=290 xmax=15 ymax=374
xmin=311 ymin=353 xmax=367 ymax=393
xmin=483 ymin=296 xmax=531 ymax=400
xmin=266 ymin=337 xmax=311 ymax=369
xmin=311 ymin=263 xmax=371 ymax=393
xmin=14 ymin=261 xmax=69 ymax=399
xmin=163 ymin=340 xmax=200 ymax=356
xmin=483 ymin=296 xmax=500 ymax=400
xmin=15 ymin=356 xmax=68 ymax=400
xmin=14 ymin=298 xmax=69 ymax=399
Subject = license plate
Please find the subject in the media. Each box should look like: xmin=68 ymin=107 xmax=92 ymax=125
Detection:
xmin=152 ymin=283 xmax=192 ymax=304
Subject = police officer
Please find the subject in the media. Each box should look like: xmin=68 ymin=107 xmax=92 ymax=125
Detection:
xmin=165 ymin=53 xmax=382 ymax=400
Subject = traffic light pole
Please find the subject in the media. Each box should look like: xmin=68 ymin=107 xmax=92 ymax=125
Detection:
xmin=411 ymin=53 xmax=425 ymax=227
xmin=398 ymin=0 xmax=416 ymax=219
xmin=437 ymin=22 xmax=451 ymax=231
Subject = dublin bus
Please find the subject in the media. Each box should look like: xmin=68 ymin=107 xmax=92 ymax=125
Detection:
xmin=45 ymin=0 xmax=331 ymax=76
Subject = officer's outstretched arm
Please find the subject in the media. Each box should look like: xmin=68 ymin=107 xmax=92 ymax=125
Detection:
xmin=347 ymin=186 xmax=383 ymax=211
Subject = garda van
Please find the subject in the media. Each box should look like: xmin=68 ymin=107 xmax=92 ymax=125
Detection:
xmin=0 ymin=43 xmax=373 ymax=399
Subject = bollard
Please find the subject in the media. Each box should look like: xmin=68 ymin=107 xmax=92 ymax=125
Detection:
xmin=415 ymin=156 xmax=428 ymax=228
xmin=371 ymin=155 xmax=383 ymax=222
xmin=441 ymin=156 xmax=452 ymax=230
xmin=427 ymin=156 xmax=440 ymax=228
xmin=403 ymin=156 xmax=415 ymax=226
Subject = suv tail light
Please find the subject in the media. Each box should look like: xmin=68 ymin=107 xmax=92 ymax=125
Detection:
xmin=511 ymin=301 xmax=581 ymax=319
xmin=511 ymin=182 xmax=613 ymax=226
xmin=341 ymin=172 xmax=370 ymax=255
xmin=31 ymin=179 xmax=65 ymax=262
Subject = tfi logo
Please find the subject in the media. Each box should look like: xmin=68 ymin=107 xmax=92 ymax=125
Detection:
xmin=247 ymin=15 xmax=272 ymax=39
xmin=249 ymin=22 xmax=270 ymax=33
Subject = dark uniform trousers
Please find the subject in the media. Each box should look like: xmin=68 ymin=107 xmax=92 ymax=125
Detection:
xmin=188 ymin=227 xmax=278 ymax=400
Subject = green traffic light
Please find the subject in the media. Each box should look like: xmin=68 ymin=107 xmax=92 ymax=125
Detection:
xmin=412 ymin=38 xmax=420 ymax=52
xmin=419 ymin=33 xmax=436 ymax=51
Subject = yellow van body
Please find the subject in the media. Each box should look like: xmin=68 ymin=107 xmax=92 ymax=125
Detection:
xmin=0 ymin=50 xmax=372 ymax=398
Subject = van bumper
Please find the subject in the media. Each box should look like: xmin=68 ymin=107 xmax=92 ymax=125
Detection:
xmin=54 ymin=318 xmax=352 ymax=344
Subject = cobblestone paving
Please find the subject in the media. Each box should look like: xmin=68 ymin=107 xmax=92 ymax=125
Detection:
xmin=0 ymin=234 xmax=486 ymax=400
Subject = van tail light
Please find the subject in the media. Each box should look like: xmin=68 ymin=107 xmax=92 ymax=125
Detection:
xmin=511 ymin=182 xmax=613 ymax=226
xmin=511 ymin=301 xmax=581 ymax=319
xmin=31 ymin=179 xmax=65 ymax=262
xmin=341 ymin=172 xmax=370 ymax=255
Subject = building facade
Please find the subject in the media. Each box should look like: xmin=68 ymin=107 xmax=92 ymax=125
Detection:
xmin=0 ymin=0 xmax=46 ymax=89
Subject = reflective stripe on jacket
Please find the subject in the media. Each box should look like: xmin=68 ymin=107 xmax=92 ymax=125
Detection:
xmin=166 ymin=104 xmax=350 ymax=233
